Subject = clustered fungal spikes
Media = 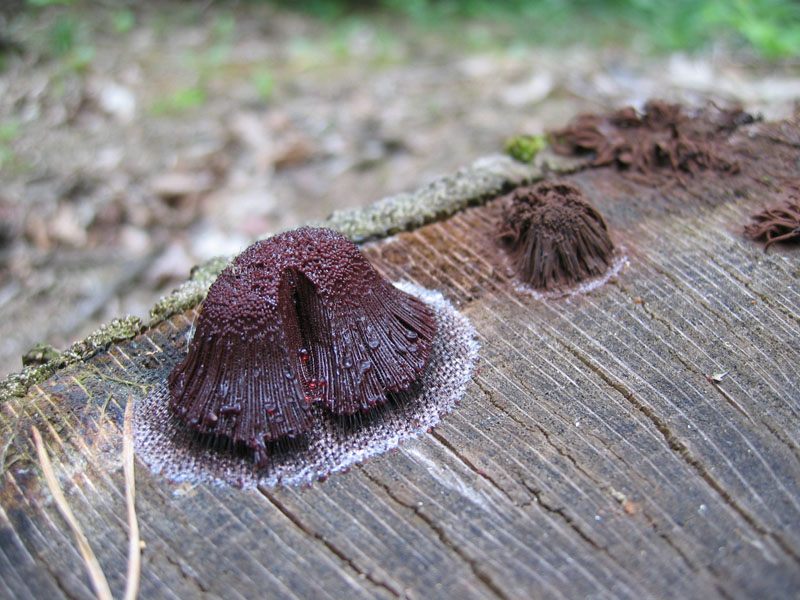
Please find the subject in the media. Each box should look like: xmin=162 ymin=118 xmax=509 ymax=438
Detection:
xmin=744 ymin=193 xmax=800 ymax=252
xmin=167 ymin=227 xmax=437 ymax=465
xmin=498 ymin=180 xmax=615 ymax=291
xmin=549 ymin=99 xmax=755 ymax=185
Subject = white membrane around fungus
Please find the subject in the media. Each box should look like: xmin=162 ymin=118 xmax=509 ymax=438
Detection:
xmin=134 ymin=282 xmax=479 ymax=488
xmin=509 ymin=247 xmax=629 ymax=300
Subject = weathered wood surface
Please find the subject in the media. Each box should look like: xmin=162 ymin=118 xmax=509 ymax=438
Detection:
xmin=1 ymin=122 xmax=799 ymax=600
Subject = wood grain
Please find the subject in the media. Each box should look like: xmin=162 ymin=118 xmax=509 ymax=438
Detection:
xmin=1 ymin=121 xmax=799 ymax=599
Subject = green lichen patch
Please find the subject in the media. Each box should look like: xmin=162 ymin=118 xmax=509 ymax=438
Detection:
xmin=315 ymin=150 xmax=580 ymax=243
xmin=149 ymin=255 xmax=232 ymax=323
xmin=1 ymin=315 xmax=144 ymax=401
xmin=21 ymin=344 xmax=62 ymax=368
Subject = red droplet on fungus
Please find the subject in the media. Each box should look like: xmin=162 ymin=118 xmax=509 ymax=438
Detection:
xmin=498 ymin=180 xmax=615 ymax=292
xmin=167 ymin=227 xmax=437 ymax=465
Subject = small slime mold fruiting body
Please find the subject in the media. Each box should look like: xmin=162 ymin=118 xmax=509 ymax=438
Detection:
xmin=167 ymin=227 xmax=437 ymax=465
xmin=549 ymin=100 xmax=755 ymax=185
xmin=744 ymin=193 xmax=800 ymax=252
xmin=498 ymin=180 xmax=615 ymax=292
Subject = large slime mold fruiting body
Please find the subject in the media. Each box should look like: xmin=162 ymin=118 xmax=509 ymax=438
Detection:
xmin=167 ymin=227 xmax=437 ymax=465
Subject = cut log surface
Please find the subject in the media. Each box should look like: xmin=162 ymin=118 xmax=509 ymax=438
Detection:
xmin=1 ymin=122 xmax=799 ymax=600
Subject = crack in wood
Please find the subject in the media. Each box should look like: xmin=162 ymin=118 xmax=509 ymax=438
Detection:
xmin=519 ymin=481 xmax=604 ymax=553
xmin=760 ymin=420 xmax=800 ymax=465
xmin=620 ymin=281 xmax=800 ymax=465
xmin=706 ymin=562 xmax=742 ymax=600
xmin=707 ymin=252 xmax=800 ymax=328
xmin=622 ymin=288 xmax=764 ymax=426
xmin=258 ymin=487 xmax=404 ymax=600
xmin=557 ymin=338 xmax=800 ymax=566
xmin=163 ymin=554 xmax=210 ymax=594
xmin=429 ymin=430 xmax=516 ymax=505
xmin=705 ymin=378 xmax=757 ymax=426
xmin=611 ymin=487 xmax=704 ymax=576
xmin=472 ymin=376 xmax=605 ymax=489
xmin=361 ymin=470 xmax=511 ymax=600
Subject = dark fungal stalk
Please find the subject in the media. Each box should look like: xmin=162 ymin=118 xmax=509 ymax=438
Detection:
xmin=167 ymin=227 xmax=437 ymax=466
xmin=498 ymin=180 xmax=615 ymax=292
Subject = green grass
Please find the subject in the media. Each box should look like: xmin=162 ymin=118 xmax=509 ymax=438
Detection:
xmin=251 ymin=68 xmax=276 ymax=101
xmin=111 ymin=9 xmax=135 ymax=34
xmin=38 ymin=11 xmax=97 ymax=72
xmin=265 ymin=0 xmax=800 ymax=59
xmin=9 ymin=0 xmax=797 ymax=75
xmin=47 ymin=14 xmax=78 ymax=54
xmin=600 ymin=0 xmax=800 ymax=59
xmin=27 ymin=0 xmax=73 ymax=5
xmin=0 ymin=120 xmax=21 ymax=169
xmin=150 ymin=86 xmax=208 ymax=115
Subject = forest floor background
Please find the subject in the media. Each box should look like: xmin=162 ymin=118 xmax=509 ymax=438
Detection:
xmin=0 ymin=1 xmax=797 ymax=377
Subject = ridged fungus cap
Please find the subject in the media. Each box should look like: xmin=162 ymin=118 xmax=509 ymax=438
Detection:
xmin=167 ymin=227 xmax=437 ymax=465
xmin=498 ymin=181 xmax=615 ymax=292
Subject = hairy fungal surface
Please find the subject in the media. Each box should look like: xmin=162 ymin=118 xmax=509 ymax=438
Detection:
xmin=745 ymin=189 xmax=800 ymax=252
xmin=166 ymin=227 xmax=437 ymax=466
xmin=549 ymin=100 xmax=756 ymax=185
xmin=135 ymin=283 xmax=478 ymax=488
xmin=499 ymin=180 xmax=615 ymax=292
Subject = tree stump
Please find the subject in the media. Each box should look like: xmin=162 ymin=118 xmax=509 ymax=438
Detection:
xmin=1 ymin=118 xmax=799 ymax=600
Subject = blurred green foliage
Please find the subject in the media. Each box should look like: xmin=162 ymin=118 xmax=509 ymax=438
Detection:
xmin=111 ymin=9 xmax=135 ymax=34
xmin=4 ymin=0 xmax=798 ymax=78
xmin=47 ymin=15 xmax=77 ymax=54
xmin=251 ymin=67 xmax=276 ymax=101
xmin=150 ymin=86 xmax=208 ymax=114
xmin=27 ymin=0 xmax=73 ymax=5
xmin=604 ymin=0 xmax=800 ymax=59
xmin=0 ymin=119 xmax=20 ymax=169
xmin=266 ymin=0 xmax=800 ymax=59
xmin=42 ymin=12 xmax=96 ymax=72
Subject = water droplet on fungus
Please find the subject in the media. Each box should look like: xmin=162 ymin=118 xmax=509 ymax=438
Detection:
xmin=165 ymin=227 xmax=438 ymax=466
xmin=498 ymin=180 xmax=615 ymax=292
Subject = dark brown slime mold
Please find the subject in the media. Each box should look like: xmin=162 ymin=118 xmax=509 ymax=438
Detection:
xmin=549 ymin=99 xmax=756 ymax=185
xmin=744 ymin=190 xmax=800 ymax=252
xmin=167 ymin=227 xmax=437 ymax=465
xmin=498 ymin=180 xmax=615 ymax=292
